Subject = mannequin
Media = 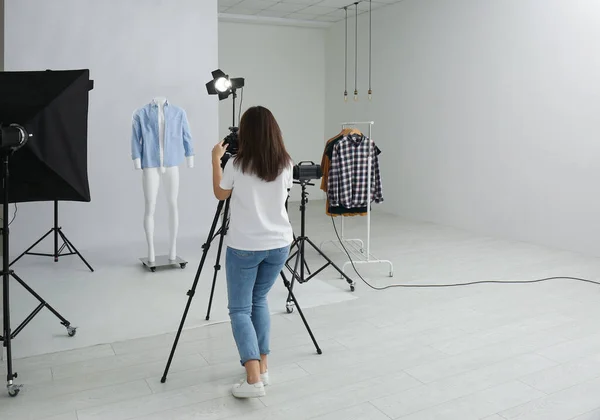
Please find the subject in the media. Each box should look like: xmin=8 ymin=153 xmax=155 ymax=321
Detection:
xmin=131 ymin=97 xmax=194 ymax=263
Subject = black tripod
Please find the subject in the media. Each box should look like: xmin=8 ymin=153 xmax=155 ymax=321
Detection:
xmin=160 ymin=197 xmax=321 ymax=384
xmin=0 ymin=153 xmax=76 ymax=397
xmin=284 ymin=180 xmax=356 ymax=313
xmin=9 ymin=200 xmax=93 ymax=271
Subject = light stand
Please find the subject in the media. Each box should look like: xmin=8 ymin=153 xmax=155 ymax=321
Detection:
xmin=0 ymin=152 xmax=76 ymax=398
xmin=284 ymin=180 xmax=356 ymax=313
xmin=9 ymin=200 xmax=94 ymax=271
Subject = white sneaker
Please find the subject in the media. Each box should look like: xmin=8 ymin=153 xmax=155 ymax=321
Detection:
xmin=261 ymin=371 xmax=269 ymax=386
xmin=231 ymin=379 xmax=265 ymax=398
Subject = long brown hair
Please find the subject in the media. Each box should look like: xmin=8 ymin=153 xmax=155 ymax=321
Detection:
xmin=234 ymin=106 xmax=292 ymax=182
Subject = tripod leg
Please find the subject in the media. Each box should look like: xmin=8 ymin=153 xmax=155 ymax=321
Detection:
xmin=205 ymin=199 xmax=230 ymax=321
xmin=8 ymin=228 xmax=53 ymax=267
xmin=57 ymin=229 xmax=94 ymax=272
xmin=305 ymin=237 xmax=356 ymax=291
xmin=285 ymin=240 xmax=303 ymax=313
xmin=161 ymin=200 xmax=225 ymax=383
xmin=10 ymin=272 xmax=76 ymax=336
xmin=280 ymin=271 xmax=322 ymax=355
xmin=3 ymin=271 xmax=19 ymax=397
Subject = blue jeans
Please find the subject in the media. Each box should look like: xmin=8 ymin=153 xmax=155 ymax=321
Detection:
xmin=225 ymin=245 xmax=290 ymax=366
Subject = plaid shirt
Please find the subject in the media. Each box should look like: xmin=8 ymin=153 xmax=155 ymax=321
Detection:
xmin=327 ymin=134 xmax=383 ymax=208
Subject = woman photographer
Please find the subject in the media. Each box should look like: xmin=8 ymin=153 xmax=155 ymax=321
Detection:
xmin=211 ymin=106 xmax=294 ymax=398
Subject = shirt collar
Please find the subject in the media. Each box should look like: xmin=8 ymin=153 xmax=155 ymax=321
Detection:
xmin=150 ymin=98 xmax=169 ymax=107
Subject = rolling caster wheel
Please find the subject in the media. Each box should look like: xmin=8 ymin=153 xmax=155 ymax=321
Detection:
xmin=350 ymin=285 xmax=355 ymax=292
xmin=180 ymin=263 xmax=187 ymax=269
xmin=286 ymin=304 xmax=294 ymax=314
xmin=67 ymin=326 xmax=77 ymax=337
xmin=150 ymin=267 xmax=156 ymax=272
xmin=7 ymin=385 xmax=20 ymax=397
xmin=389 ymin=271 xmax=394 ymax=277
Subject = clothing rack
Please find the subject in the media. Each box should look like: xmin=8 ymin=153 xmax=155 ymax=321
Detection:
xmin=320 ymin=121 xmax=394 ymax=277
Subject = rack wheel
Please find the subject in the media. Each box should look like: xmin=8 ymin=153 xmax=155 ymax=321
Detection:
xmin=67 ymin=326 xmax=77 ymax=337
xmin=150 ymin=267 xmax=156 ymax=272
xmin=389 ymin=271 xmax=394 ymax=277
xmin=180 ymin=263 xmax=187 ymax=269
xmin=350 ymin=285 xmax=355 ymax=292
xmin=7 ymin=385 xmax=20 ymax=397
xmin=286 ymin=303 xmax=294 ymax=314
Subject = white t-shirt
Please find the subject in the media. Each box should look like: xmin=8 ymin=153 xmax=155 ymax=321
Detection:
xmin=220 ymin=159 xmax=294 ymax=251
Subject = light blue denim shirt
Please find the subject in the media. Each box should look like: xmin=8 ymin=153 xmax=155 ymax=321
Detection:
xmin=131 ymin=100 xmax=194 ymax=169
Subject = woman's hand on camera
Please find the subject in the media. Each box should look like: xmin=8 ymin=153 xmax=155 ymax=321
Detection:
xmin=212 ymin=141 xmax=227 ymax=164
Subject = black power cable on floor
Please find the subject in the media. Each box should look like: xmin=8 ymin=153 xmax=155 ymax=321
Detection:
xmin=330 ymin=216 xmax=600 ymax=290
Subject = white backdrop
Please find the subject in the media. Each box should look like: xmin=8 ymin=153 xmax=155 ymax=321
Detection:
xmin=325 ymin=0 xmax=600 ymax=257
xmin=218 ymin=21 xmax=327 ymax=202
xmin=4 ymin=0 xmax=218 ymax=253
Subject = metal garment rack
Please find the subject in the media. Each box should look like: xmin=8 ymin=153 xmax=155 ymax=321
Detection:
xmin=320 ymin=121 xmax=394 ymax=277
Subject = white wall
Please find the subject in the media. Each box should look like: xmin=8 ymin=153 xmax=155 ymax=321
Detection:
xmin=218 ymin=21 xmax=326 ymax=202
xmin=4 ymin=0 xmax=218 ymax=253
xmin=0 ymin=0 xmax=4 ymax=71
xmin=326 ymin=0 xmax=600 ymax=256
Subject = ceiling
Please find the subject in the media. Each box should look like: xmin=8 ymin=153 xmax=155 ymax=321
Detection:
xmin=219 ymin=0 xmax=404 ymax=23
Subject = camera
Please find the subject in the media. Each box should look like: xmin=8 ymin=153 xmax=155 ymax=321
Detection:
xmin=221 ymin=126 xmax=239 ymax=168
xmin=293 ymin=161 xmax=322 ymax=182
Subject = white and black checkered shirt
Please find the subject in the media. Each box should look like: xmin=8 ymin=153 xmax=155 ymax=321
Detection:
xmin=327 ymin=134 xmax=383 ymax=208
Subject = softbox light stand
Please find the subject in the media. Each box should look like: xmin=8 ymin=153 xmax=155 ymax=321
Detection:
xmin=1 ymin=153 xmax=76 ymax=398
xmin=0 ymin=69 xmax=93 ymax=397
xmin=9 ymin=200 xmax=93 ymax=271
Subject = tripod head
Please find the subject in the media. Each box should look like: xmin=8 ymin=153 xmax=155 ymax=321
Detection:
xmin=293 ymin=180 xmax=315 ymax=205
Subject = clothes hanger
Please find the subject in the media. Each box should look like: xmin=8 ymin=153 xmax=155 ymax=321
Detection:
xmin=340 ymin=127 xmax=361 ymax=136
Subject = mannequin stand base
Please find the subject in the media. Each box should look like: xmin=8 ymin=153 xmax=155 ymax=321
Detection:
xmin=140 ymin=256 xmax=188 ymax=272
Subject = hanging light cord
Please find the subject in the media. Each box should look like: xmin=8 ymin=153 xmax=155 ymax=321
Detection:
xmin=344 ymin=6 xmax=348 ymax=100
xmin=368 ymin=0 xmax=372 ymax=98
xmin=354 ymin=2 xmax=358 ymax=99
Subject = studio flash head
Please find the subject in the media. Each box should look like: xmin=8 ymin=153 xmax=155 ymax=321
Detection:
xmin=293 ymin=161 xmax=322 ymax=182
xmin=0 ymin=124 xmax=31 ymax=152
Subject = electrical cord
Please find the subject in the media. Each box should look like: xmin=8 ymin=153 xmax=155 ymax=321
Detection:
xmin=9 ymin=203 xmax=17 ymax=226
xmin=330 ymin=215 xmax=600 ymax=290
xmin=0 ymin=203 xmax=18 ymax=226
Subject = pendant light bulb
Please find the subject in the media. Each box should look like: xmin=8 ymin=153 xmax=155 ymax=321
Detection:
xmin=354 ymin=90 xmax=358 ymax=102
xmin=368 ymin=89 xmax=373 ymax=101
xmin=344 ymin=91 xmax=348 ymax=102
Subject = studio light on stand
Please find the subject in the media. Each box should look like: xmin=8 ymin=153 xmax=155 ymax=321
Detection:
xmin=160 ymin=70 xmax=322 ymax=385
xmin=0 ymin=69 xmax=93 ymax=397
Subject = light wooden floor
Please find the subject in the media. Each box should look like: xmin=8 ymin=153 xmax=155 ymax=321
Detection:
xmin=4 ymin=202 xmax=600 ymax=419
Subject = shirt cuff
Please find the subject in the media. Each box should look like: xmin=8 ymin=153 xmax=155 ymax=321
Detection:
xmin=133 ymin=158 xmax=142 ymax=170
xmin=186 ymin=156 xmax=194 ymax=168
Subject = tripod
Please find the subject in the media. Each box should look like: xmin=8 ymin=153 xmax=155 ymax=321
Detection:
xmin=284 ymin=180 xmax=356 ymax=313
xmin=160 ymin=196 xmax=321 ymax=383
xmin=0 ymin=153 xmax=76 ymax=397
xmin=9 ymin=200 xmax=94 ymax=272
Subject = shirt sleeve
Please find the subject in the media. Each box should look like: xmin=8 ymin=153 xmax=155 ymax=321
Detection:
xmin=220 ymin=160 xmax=235 ymax=190
xmin=328 ymin=142 xmax=342 ymax=206
xmin=131 ymin=113 xmax=142 ymax=161
xmin=181 ymin=110 xmax=194 ymax=157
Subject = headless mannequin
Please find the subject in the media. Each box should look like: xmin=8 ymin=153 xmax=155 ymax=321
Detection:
xmin=134 ymin=96 xmax=194 ymax=263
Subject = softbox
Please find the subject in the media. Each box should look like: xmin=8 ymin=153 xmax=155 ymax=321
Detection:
xmin=0 ymin=69 xmax=93 ymax=203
